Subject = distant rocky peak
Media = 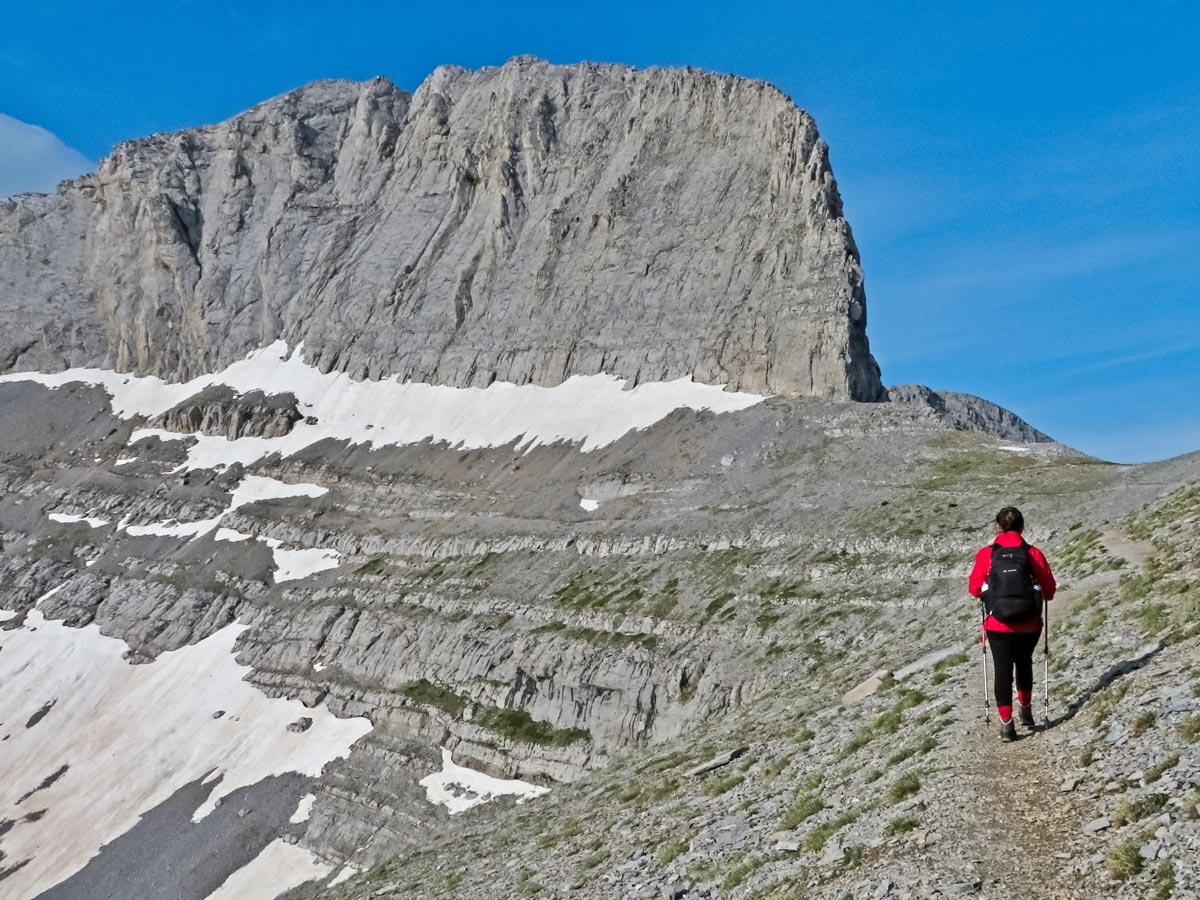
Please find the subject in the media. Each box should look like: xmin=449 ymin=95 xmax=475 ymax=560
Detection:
xmin=0 ymin=57 xmax=884 ymax=401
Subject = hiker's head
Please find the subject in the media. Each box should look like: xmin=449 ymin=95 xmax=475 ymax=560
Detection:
xmin=994 ymin=506 xmax=1025 ymax=534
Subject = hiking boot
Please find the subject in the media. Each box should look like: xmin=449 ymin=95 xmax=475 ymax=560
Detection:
xmin=1000 ymin=718 xmax=1017 ymax=742
xmin=1018 ymin=704 xmax=1036 ymax=728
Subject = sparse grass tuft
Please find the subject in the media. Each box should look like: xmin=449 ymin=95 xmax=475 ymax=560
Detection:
xmin=1112 ymin=793 xmax=1169 ymax=826
xmin=779 ymin=793 xmax=824 ymax=830
xmin=476 ymin=707 xmax=590 ymax=747
xmin=885 ymin=814 xmax=921 ymax=836
xmin=1145 ymin=755 xmax=1180 ymax=783
xmin=704 ymin=772 xmax=745 ymax=797
xmin=1106 ymin=837 xmax=1144 ymax=881
xmin=887 ymin=771 xmax=921 ymax=805
xmin=1152 ymin=860 xmax=1176 ymax=900
xmin=802 ymin=809 xmax=859 ymax=852
xmin=656 ymin=838 xmax=688 ymax=866
xmin=1178 ymin=714 xmax=1200 ymax=743
xmin=401 ymin=679 xmax=467 ymax=717
xmin=1133 ymin=711 xmax=1156 ymax=736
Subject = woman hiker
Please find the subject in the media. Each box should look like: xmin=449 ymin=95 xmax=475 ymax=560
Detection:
xmin=969 ymin=506 xmax=1057 ymax=742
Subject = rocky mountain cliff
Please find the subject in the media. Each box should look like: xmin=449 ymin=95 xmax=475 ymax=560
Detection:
xmin=0 ymin=56 xmax=883 ymax=400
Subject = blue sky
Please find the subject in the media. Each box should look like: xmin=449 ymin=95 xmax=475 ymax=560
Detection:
xmin=2 ymin=2 xmax=1197 ymax=462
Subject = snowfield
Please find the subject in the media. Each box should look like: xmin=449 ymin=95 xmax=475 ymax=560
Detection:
xmin=0 ymin=610 xmax=372 ymax=900
xmin=419 ymin=747 xmax=550 ymax=815
xmin=0 ymin=341 xmax=765 ymax=471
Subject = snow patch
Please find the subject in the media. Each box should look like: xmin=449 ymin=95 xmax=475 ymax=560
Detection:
xmin=272 ymin=547 xmax=341 ymax=583
xmin=998 ymin=446 xmax=1031 ymax=453
xmin=579 ymin=498 xmax=600 ymax=512
xmin=419 ymin=747 xmax=549 ymax=815
xmin=0 ymin=610 xmax=372 ymax=899
xmin=203 ymin=838 xmax=332 ymax=900
xmin=289 ymin=792 xmax=317 ymax=824
xmin=328 ymin=865 xmax=358 ymax=887
xmin=0 ymin=341 xmax=765 ymax=472
xmin=118 ymin=475 xmax=338 ymax=583
xmin=49 ymin=512 xmax=109 ymax=528
xmin=33 ymin=583 xmax=67 ymax=607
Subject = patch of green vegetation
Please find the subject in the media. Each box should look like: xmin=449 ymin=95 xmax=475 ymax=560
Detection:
xmin=356 ymin=555 xmax=387 ymax=575
xmin=764 ymin=756 xmax=790 ymax=780
xmin=1112 ymin=793 xmax=1169 ymax=826
xmin=401 ymin=679 xmax=467 ymax=717
xmin=722 ymin=854 xmax=773 ymax=889
xmin=656 ymin=839 xmax=688 ymax=866
xmin=887 ymin=771 xmax=921 ymax=805
xmin=1089 ymin=680 xmax=1130 ymax=728
xmin=802 ymin=809 xmax=860 ymax=852
xmin=1152 ymin=860 xmax=1176 ymax=900
xmin=1106 ymin=837 xmax=1144 ymax=881
xmin=552 ymin=569 xmax=645 ymax=613
xmin=705 ymin=592 xmax=734 ymax=618
xmin=704 ymin=773 xmax=745 ymax=797
xmin=842 ymin=688 xmax=928 ymax=758
xmin=648 ymin=577 xmax=680 ymax=618
xmin=933 ymin=652 xmax=969 ymax=672
xmin=1178 ymin=714 xmax=1200 ymax=743
xmin=1145 ymin=754 xmax=1179 ymax=783
xmin=476 ymin=707 xmax=590 ymax=747
xmin=1133 ymin=711 xmax=1157 ymax=736
xmin=779 ymin=793 xmax=824 ymax=830
xmin=885 ymin=814 xmax=921 ymax=836
xmin=581 ymin=849 xmax=609 ymax=870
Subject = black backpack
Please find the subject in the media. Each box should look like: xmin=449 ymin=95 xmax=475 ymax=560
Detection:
xmin=984 ymin=541 xmax=1041 ymax=623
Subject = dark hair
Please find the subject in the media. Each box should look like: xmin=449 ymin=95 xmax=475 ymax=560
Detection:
xmin=995 ymin=507 xmax=1024 ymax=533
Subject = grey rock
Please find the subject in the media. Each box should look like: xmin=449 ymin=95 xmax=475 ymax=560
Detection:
xmin=683 ymin=748 xmax=746 ymax=777
xmin=1082 ymin=817 xmax=1111 ymax=833
xmin=0 ymin=58 xmax=884 ymax=402
xmin=888 ymin=385 xmax=1052 ymax=443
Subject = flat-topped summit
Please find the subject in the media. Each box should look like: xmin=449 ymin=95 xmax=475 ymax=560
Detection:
xmin=0 ymin=57 xmax=884 ymax=400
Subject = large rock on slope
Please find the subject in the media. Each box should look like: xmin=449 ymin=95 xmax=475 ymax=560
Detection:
xmin=0 ymin=56 xmax=884 ymax=400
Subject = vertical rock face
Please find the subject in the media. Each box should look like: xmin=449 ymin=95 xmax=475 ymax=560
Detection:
xmin=0 ymin=56 xmax=884 ymax=400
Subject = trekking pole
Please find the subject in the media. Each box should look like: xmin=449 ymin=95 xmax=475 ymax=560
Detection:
xmin=981 ymin=603 xmax=991 ymax=722
xmin=1043 ymin=598 xmax=1051 ymax=720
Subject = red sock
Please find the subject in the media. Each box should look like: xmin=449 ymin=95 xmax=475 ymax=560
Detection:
xmin=998 ymin=704 xmax=1013 ymax=722
xmin=1017 ymin=690 xmax=1032 ymax=707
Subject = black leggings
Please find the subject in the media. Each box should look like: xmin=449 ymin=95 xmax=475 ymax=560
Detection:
xmin=986 ymin=630 xmax=1041 ymax=707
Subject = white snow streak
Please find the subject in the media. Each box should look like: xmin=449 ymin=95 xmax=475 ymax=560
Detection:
xmin=419 ymin=747 xmax=549 ymax=815
xmin=114 ymin=475 xmax=339 ymax=583
xmin=48 ymin=512 xmax=109 ymax=528
xmin=272 ymin=547 xmax=341 ymax=583
xmin=203 ymin=838 xmax=332 ymax=900
xmin=328 ymin=865 xmax=358 ymax=887
xmin=289 ymin=793 xmax=317 ymax=825
xmin=998 ymin=446 xmax=1031 ymax=453
xmin=579 ymin=498 xmax=600 ymax=512
xmin=0 ymin=341 xmax=765 ymax=472
xmin=0 ymin=611 xmax=372 ymax=899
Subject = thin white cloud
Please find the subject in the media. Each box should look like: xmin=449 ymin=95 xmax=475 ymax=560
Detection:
xmin=0 ymin=113 xmax=94 ymax=199
xmin=901 ymin=229 xmax=1196 ymax=299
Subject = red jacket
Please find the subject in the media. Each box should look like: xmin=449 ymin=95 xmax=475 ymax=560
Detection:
xmin=969 ymin=531 xmax=1056 ymax=633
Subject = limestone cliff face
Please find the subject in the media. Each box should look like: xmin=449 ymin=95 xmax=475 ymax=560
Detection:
xmin=0 ymin=56 xmax=883 ymax=400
